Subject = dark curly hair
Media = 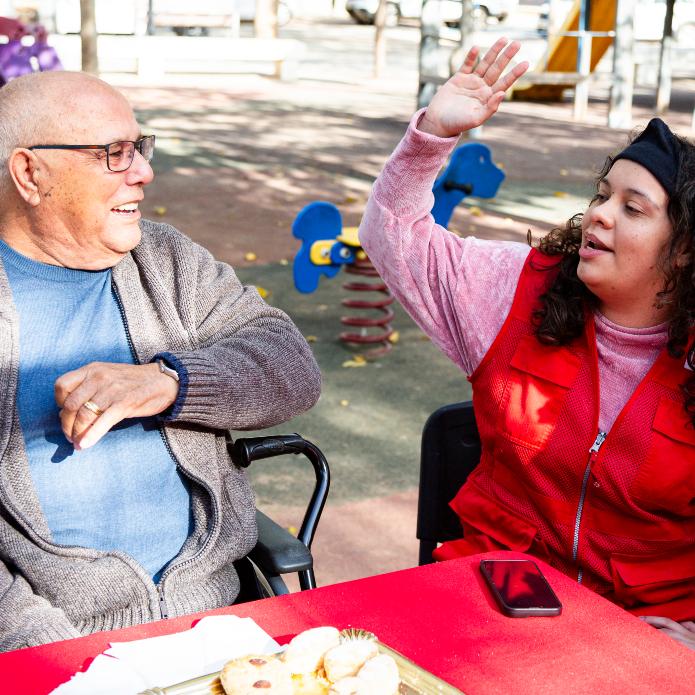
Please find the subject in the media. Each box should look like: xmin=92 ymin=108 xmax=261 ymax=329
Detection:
xmin=530 ymin=129 xmax=695 ymax=427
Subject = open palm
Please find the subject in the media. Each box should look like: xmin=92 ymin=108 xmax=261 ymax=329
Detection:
xmin=420 ymin=39 xmax=529 ymax=138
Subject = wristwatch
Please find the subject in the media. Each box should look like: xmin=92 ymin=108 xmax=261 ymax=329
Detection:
xmin=157 ymin=359 xmax=180 ymax=383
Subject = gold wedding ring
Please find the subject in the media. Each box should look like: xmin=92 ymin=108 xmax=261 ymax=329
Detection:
xmin=83 ymin=400 xmax=104 ymax=417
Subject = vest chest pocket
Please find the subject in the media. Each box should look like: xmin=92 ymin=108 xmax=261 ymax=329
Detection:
xmin=630 ymin=397 xmax=695 ymax=513
xmin=499 ymin=335 xmax=582 ymax=450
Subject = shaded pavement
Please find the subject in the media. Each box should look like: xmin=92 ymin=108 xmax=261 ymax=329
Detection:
xmin=108 ymin=15 xmax=695 ymax=589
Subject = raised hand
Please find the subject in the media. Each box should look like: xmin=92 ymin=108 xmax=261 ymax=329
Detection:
xmin=419 ymin=38 xmax=529 ymax=139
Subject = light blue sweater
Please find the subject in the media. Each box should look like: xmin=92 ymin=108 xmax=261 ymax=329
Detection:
xmin=0 ymin=240 xmax=191 ymax=582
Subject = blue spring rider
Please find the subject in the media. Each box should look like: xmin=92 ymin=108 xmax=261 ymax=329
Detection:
xmin=293 ymin=142 xmax=505 ymax=294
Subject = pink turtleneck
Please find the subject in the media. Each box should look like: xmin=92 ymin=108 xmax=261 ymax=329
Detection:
xmin=359 ymin=111 xmax=668 ymax=432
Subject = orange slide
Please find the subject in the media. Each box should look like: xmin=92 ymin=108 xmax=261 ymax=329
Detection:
xmin=513 ymin=0 xmax=617 ymax=102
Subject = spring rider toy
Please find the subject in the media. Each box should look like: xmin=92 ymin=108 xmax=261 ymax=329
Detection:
xmin=292 ymin=142 xmax=504 ymax=357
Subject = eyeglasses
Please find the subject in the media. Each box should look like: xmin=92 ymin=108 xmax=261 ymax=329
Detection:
xmin=28 ymin=135 xmax=155 ymax=172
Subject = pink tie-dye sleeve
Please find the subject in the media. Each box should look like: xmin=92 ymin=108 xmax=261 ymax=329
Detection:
xmin=359 ymin=111 xmax=530 ymax=375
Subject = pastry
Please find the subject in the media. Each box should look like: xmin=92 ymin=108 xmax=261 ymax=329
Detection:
xmin=220 ymin=654 xmax=293 ymax=694
xmin=327 ymin=676 xmax=369 ymax=694
xmin=356 ymin=654 xmax=399 ymax=695
xmin=291 ymin=671 xmax=330 ymax=694
xmin=323 ymin=640 xmax=379 ymax=683
xmin=282 ymin=626 xmax=341 ymax=675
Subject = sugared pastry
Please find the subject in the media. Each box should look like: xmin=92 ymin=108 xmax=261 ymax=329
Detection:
xmin=323 ymin=640 xmax=379 ymax=683
xmin=327 ymin=676 xmax=368 ymax=694
xmin=291 ymin=671 xmax=330 ymax=694
xmin=282 ymin=626 xmax=341 ymax=675
xmin=220 ymin=654 xmax=293 ymax=695
xmin=357 ymin=654 xmax=399 ymax=695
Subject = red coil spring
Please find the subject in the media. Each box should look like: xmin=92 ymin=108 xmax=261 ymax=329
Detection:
xmin=340 ymin=256 xmax=395 ymax=358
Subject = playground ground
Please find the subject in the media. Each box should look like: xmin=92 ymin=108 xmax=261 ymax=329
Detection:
xmin=107 ymin=15 xmax=695 ymax=590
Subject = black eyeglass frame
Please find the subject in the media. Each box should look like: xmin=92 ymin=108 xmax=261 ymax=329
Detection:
xmin=28 ymin=135 xmax=155 ymax=172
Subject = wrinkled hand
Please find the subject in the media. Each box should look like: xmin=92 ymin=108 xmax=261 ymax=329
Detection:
xmin=640 ymin=616 xmax=695 ymax=651
xmin=419 ymin=38 xmax=529 ymax=138
xmin=55 ymin=362 xmax=179 ymax=450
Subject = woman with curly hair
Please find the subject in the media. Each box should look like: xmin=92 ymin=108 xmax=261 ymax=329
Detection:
xmin=359 ymin=38 xmax=695 ymax=650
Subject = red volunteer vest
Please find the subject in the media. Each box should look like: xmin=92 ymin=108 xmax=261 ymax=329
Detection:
xmin=434 ymin=249 xmax=695 ymax=621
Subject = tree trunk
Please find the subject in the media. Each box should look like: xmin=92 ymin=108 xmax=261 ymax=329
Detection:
xmin=255 ymin=0 xmax=279 ymax=39
xmin=374 ymin=0 xmax=388 ymax=78
xmin=80 ymin=0 xmax=98 ymax=74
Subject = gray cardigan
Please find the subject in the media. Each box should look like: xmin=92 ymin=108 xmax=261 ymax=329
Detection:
xmin=0 ymin=220 xmax=321 ymax=652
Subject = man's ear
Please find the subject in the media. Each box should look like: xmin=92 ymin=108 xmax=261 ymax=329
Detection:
xmin=8 ymin=148 xmax=42 ymax=206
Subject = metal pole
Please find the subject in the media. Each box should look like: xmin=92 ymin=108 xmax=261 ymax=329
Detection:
xmin=656 ymin=0 xmax=675 ymax=115
xmin=608 ymin=0 xmax=635 ymax=128
xmin=418 ymin=0 xmax=440 ymax=109
xmin=573 ymin=0 xmax=591 ymax=121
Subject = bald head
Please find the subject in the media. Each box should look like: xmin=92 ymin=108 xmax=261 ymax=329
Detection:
xmin=0 ymin=71 xmax=133 ymax=195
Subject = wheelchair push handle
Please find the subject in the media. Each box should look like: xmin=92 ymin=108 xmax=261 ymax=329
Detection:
xmin=231 ymin=434 xmax=307 ymax=465
xmin=229 ymin=433 xmax=330 ymax=554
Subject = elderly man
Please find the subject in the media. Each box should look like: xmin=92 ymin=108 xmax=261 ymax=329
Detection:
xmin=0 ymin=70 xmax=321 ymax=651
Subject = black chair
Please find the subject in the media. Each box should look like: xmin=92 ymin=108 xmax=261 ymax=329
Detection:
xmin=416 ymin=401 xmax=481 ymax=566
xmin=229 ymin=434 xmax=330 ymax=602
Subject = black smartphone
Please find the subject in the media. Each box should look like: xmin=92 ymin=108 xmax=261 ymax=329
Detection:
xmin=480 ymin=559 xmax=562 ymax=617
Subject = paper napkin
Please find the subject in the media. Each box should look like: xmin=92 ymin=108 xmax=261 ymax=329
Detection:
xmin=50 ymin=615 xmax=282 ymax=694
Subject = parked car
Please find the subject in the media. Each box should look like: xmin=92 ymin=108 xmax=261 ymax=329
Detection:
xmin=345 ymin=0 xmax=517 ymax=28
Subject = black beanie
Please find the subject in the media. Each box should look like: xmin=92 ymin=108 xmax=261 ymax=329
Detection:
xmin=612 ymin=118 xmax=680 ymax=197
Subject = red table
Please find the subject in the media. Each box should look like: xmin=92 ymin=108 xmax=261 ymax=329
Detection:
xmin=1 ymin=551 xmax=694 ymax=694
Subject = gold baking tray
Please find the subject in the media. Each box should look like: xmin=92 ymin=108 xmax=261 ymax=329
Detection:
xmin=138 ymin=641 xmax=465 ymax=695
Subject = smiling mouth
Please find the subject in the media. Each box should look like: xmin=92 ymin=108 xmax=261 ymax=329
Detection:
xmin=112 ymin=203 xmax=139 ymax=214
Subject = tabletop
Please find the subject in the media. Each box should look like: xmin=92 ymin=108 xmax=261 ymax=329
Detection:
xmin=1 ymin=551 xmax=694 ymax=695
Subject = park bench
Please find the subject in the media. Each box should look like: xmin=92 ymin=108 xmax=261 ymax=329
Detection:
xmin=48 ymin=34 xmax=306 ymax=81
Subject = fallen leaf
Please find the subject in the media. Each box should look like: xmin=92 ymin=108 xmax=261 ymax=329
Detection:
xmin=279 ymin=258 xmax=289 ymax=266
xmin=560 ymin=168 xmax=568 ymax=176
xmin=318 ymin=304 xmax=329 ymax=311
xmin=342 ymin=355 xmax=367 ymax=368
xmin=245 ymin=252 xmax=258 ymax=261
xmin=343 ymin=194 xmax=359 ymax=204
xmin=305 ymin=335 xmax=318 ymax=343
xmin=497 ymin=162 xmax=505 ymax=169
xmin=257 ymin=286 xmax=269 ymax=299
xmin=287 ymin=526 xmax=297 ymax=535
xmin=469 ymin=206 xmax=483 ymax=217
xmin=340 ymin=399 xmax=350 ymax=407
xmin=553 ymin=191 xmax=569 ymax=198
xmin=388 ymin=331 xmax=400 ymax=344
xmin=153 ymin=205 xmax=167 ymax=216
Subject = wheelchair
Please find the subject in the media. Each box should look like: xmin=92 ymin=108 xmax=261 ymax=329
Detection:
xmin=416 ymin=400 xmax=480 ymax=566
xmin=230 ymin=433 xmax=330 ymax=602
xmin=236 ymin=399 xmax=478 ymax=599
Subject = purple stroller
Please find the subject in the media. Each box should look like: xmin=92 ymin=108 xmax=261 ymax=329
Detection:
xmin=0 ymin=16 xmax=63 ymax=87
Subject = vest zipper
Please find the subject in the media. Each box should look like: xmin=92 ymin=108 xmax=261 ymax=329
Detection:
xmin=111 ymin=279 xmax=220 ymax=619
xmin=572 ymin=431 xmax=607 ymax=583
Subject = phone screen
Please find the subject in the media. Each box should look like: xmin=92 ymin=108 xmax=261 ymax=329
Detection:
xmin=480 ymin=559 xmax=562 ymax=616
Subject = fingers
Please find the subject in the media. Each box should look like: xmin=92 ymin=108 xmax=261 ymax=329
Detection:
xmin=640 ymin=616 xmax=680 ymax=630
xmin=75 ymin=406 xmax=124 ymax=451
xmin=475 ymin=38 xmax=514 ymax=81
xmin=492 ymin=60 xmax=529 ymax=94
xmin=457 ymin=45 xmax=480 ymax=75
xmin=54 ymin=365 xmax=89 ymax=408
